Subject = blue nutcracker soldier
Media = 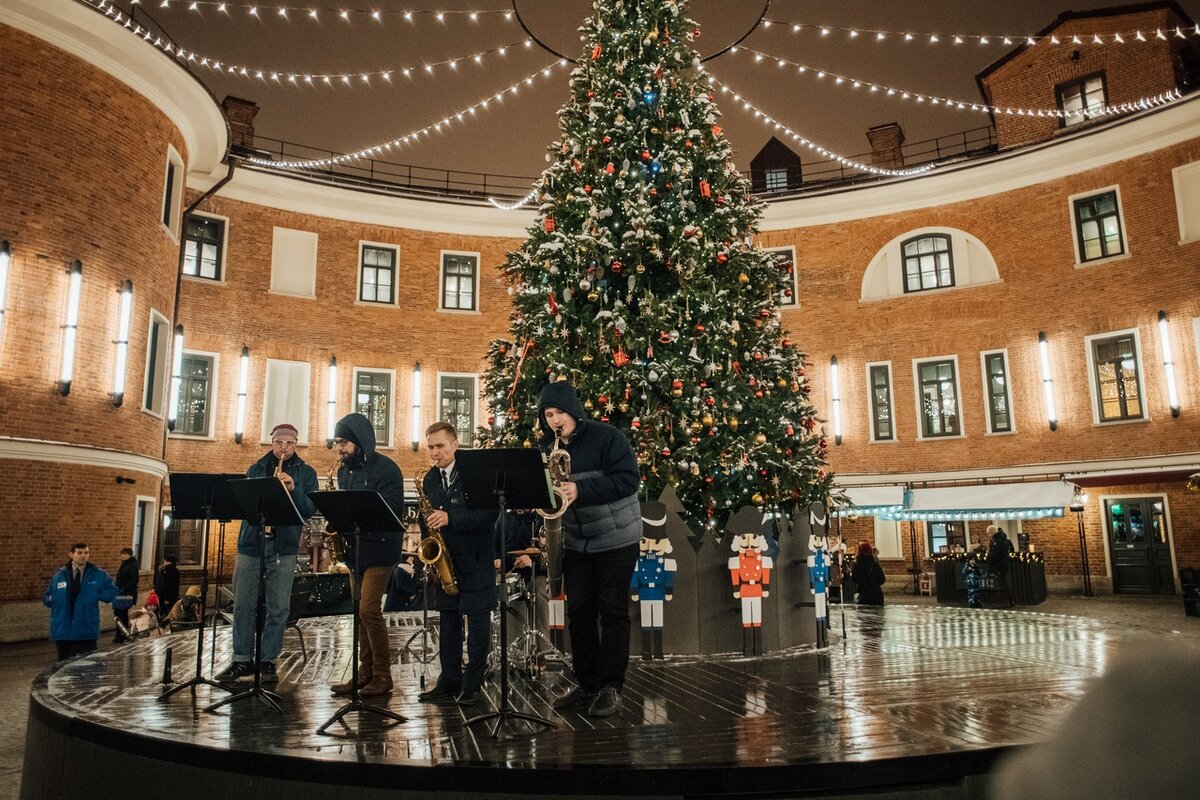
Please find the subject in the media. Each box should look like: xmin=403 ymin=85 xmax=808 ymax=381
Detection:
xmin=630 ymin=502 xmax=675 ymax=660
xmin=807 ymin=502 xmax=832 ymax=648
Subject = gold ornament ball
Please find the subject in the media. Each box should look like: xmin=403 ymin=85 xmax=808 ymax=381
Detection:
xmin=689 ymin=421 xmax=703 ymax=434
xmin=671 ymin=388 xmax=683 ymax=397
xmin=522 ymin=439 xmax=532 ymax=448
xmin=587 ymin=291 xmax=600 ymax=302
xmin=702 ymin=414 xmax=714 ymax=426
xmin=751 ymin=492 xmax=764 ymax=506
xmin=636 ymin=263 xmax=646 ymax=274
xmin=776 ymin=378 xmax=788 ymax=389
xmin=619 ymin=401 xmax=630 ymax=412
xmin=729 ymin=417 xmax=740 ymax=430
xmin=582 ymin=353 xmax=594 ymax=365
xmin=584 ymin=399 xmax=594 ymax=410
xmin=754 ymin=432 xmax=767 ymax=444
xmin=738 ymin=273 xmax=749 ymax=284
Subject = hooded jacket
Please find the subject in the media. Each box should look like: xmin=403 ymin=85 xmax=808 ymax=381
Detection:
xmin=236 ymin=449 xmax=318 ymax=556
xmin=537 ymin=381 xmax=641 ymax=554
xmin=44 ymin=561 xmax=119 ymax=642
xmin=334 ymin=413 xmax=405 ymax=570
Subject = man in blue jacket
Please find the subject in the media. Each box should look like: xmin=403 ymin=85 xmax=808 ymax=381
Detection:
xmin=44 ymin=543 xmax=119 ymax=660
xmin=538 ymin=380 xmax=641 ymax=718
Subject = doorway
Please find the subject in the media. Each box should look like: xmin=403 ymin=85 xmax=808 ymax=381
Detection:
xmin=1104 ymin=497 xmax=1174 ymax=594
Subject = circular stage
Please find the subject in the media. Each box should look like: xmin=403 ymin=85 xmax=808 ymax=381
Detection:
xmin=22 ymin=605 xmax=1108 ymax=799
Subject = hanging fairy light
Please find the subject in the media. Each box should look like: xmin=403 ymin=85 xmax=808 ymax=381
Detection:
xmin=124 ymin=1 xmax=515 ymax=24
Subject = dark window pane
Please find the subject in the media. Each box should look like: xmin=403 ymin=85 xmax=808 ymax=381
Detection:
xmin=439 ymin=377 xmax=475 ymax=446
xmin=902 ymin=235 xmax=954 ymax=293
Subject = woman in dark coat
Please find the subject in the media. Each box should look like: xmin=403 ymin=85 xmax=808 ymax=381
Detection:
xmin=851 ymin=541 xmax=886 ymax=606
xmin=113 ymin=547 xmax=139 ymax=642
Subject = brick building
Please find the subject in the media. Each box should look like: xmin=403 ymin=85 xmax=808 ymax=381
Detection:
xmin=1 ymin=0 xmax=1198 ymax=639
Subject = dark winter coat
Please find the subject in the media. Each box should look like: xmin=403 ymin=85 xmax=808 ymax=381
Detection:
xmin=420 ymin=464 xmax=497 ymax=614
xmin=236 ymin=450 xmax=318 ymax=556
xmin=987 ymin=530 xmax=1015 ymax=575
xmin=852 ymin=554 xmax=886 ymax=606
xmin=44 ymin=562 xmax=119 ymax=642
xmin=536 ymin=381 xmax=641 ymax=555
xmin=154 ymin=563 xmax=180 ymax=609
xmin=115 ymin=557 xmax=139 ymax=598
xmin=334 ymin=413 xmax=404 ymax=570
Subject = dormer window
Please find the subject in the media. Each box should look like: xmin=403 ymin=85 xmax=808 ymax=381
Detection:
xmin=1057 ymin=72 xmax=1107 ymax=127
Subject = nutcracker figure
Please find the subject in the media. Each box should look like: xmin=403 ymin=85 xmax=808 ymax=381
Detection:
xmin=808 ymin=533 xmax=831 ymax=648
xmin=630 ymin=502 xmax=676 ymax=660
xmin=729 ymin=532 xmax=773 ymax=655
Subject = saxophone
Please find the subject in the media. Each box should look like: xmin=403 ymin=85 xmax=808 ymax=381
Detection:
xmin=537 ymin=445 xmax=572 ymax=596
xmin=322 ymin=460 xmax=349 ymax=564
xmin=414 ymin=466 xmax=458 ymax=596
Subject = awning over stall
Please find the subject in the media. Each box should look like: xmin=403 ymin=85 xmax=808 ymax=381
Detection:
xmin=882 ymin=481 xmax=1075 ymax=521
xmin=836 ymin=485 xmax=905 ymax=516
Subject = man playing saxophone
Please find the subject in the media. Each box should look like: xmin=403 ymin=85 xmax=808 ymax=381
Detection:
xmin=416 ymin=421 xmax=497 ymax=707
xmin=215 ymin=423 xmax=317 ymax=685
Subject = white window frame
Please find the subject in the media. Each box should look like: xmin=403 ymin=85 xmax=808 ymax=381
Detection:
xmin=1068 ymin=184 xmax=1131 ymax=269
xmin=763 ymin=167 xmax=788 ymax=191
xmin=438 ymin=250 xmax=481 ymax=314
xmin=912 ymin=355 xmax=966 ymax=440
xmin=764 ymin=245 xmax=798 ymax=307
xmin=269 ymin=227 xmax=319 ymax=299
xmin=1083 ymin=328 xmax=1149 ymax=426
xmin=873 ymin=518 xmax=903 ymax=560
xmin=133 ymin=496 xmax=157 ymax=568
xmin=865 ymin=360 xmax=897 ymax=443
xmin=261 ymin=358 xmax=312 ymax=444
xmin=142 ymin=309 xmax=171 ymax=419
xmin=182 ymin=211 xmax=229 ymax=285
xmin=979 ymin=349 xmax=1017 ymax=436
xmin=169 ymin=349 xmax=220 ymax=440
xmin=356 ymin=241 xmax=400 ymax=307
xmin=160 ymin=145 xmax=184 ymax=242
xmin=352 ymin=367 xmax=397 ymax=449
xmin=1193 ymin=318 xmax=1200 ymax=379
xmin=437 ymin=372 xmax=479 ymax=445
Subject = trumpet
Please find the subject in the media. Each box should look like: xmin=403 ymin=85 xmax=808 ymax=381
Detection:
xmin=414 ymin=467 xmax=458 ymax=596
xmin=323 ymin=459 xmax=349 ymax=564
xmin=537 ymin=444 xmax=572 ymax=596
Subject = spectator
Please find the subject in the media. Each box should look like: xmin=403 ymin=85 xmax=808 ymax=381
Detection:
xmin=851 ymin=541 xmax=886 ymax=606
xmin=44 ymin=543 xmax=118 ymax=660
xmin=154 ymin=554 xmax=181 ymax=619
xmin=986 ymin=525 xmax=1015 ymax=607
xmin=167 ymin=585 xmax=203 ymax=629
xmin=113 ymin=546 xmax=139 ymax=643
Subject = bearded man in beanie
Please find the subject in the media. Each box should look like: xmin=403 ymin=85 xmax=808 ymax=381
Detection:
xmin=215 ymin=423 xmax=317 ymax=686
xmin=328 ymin=412 xmax=406 ymax=697
xmin=538 ymin=380 xmax=641 ymax=718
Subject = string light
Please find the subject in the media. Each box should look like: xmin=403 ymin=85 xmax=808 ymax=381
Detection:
xmin=730 ymin=46 xmax=1185 ymax=121
xmin=250 ymin=61 xmax=567 ymax=170
xmin=702 ymin=71 xmax=936 ymax=178
xmin=131 ymin=1 xmax=514 ymax=23
xmin=488 ymin=185 xmax=539 ymax=211
xmin=761 ymin=17 xmax=1200 ymax=47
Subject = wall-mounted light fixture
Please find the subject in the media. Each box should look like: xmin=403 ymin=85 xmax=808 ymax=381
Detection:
xmin=166 ymin=324 xmax=184 ymax=431
xmin=326 ymin=355 xmax=338 ymax=448
xmin=1157 ymin=310 xmax=1180 ymax=417
xmin=411 ymin=361 xmax=422 ymax=451
xmin=0 ymin=241 xmax=10 ymax=348
xmin=1037 ymin=331 xmax=1057 ymax=431
xmin=234 ymin=345 xmax=249 ymax=444
xmin=829 ymin=355 xmax=842 ymax=445
xmin=109 ymin=280 xmax=133 ymax=407
xmin=58 ymin=260 xmax=83 ymax=396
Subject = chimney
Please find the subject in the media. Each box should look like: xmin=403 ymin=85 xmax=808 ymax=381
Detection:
xmin=866 ymin=122 xmax=905 ymax=170
xmin=220 ymin=96 xmax=260 ymax=149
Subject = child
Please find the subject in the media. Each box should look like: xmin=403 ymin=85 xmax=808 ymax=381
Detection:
xmin=964 ymin=548 xmax=985 ymax=609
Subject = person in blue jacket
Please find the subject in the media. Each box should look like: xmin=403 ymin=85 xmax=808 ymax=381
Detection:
xmin=44 ymin=542 xmax=119 ymax=661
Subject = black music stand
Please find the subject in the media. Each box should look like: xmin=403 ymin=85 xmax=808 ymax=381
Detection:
xmin=309 ymin=490 xmax=408 ymax=734
xmin=457 ymin=448 xmax=555 ymax=738
xmin=204 ymin=477 xmax=303 ymax=713
xmin=159 ymin=473 xmax=243 ymax=702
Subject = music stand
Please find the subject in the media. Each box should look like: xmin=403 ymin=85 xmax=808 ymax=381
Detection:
xmin=457 ymin=448 xmax=555 ymax=738
xmin=309 ymin=490 xmax=408 ymax=734
xmin=159 ymin=473 xmax=243 ymax=703
xmin=204 ymin=477 xmax=303 ymax=713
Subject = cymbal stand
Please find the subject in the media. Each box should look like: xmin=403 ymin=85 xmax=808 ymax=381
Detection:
xmin=506 ymin=570 xmax=567 ymax=677
xmin=402 ymin=561 xmax=439 ymax=688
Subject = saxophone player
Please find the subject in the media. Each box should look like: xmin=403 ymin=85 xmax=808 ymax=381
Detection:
xmin=416 ymin=421 xmax=497 ymax=706
xmin=215 ymin=423 xmax=317 ymax=686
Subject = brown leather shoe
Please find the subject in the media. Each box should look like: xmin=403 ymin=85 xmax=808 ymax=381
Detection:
xmin=359 ymin=676 xmax=394 ymax=697
xmin=330 ymin=671 xmax=372 ymax=695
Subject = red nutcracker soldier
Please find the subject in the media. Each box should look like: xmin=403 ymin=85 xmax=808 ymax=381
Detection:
xmin=729 ymin=532 xmax=773 ymax=655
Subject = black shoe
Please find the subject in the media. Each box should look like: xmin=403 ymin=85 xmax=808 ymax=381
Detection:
xmin=455 ymin=690 xmax=480 ymax=706
xmin=259 ymin=661 xmax=278 ymax=685
xmin=552 ymin=686 xmax=597 ymax=711
xmin=214 ymin=661 xmax=254 ymax=683
xmin=587 ymin=687 xmax=621 ymax=718
xmin=418 ymin=684 xmax=460 ymax=703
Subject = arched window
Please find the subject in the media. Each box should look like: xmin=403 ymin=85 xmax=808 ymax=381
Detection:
xmin=902 ymin=234 xmax=954 ymax=293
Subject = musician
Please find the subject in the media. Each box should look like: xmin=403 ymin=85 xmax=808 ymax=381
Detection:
xmin=328 ymin=412 xmax=405 ymax=697
xmin=416 ymin=422 xmax=497 ymax=706
xmin=215 ymin=423 xmax=317 ymax=686
xmin=538 ymin=380 xmax=641 ymax=718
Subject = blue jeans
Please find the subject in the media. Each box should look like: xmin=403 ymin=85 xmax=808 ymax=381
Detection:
xmin=231 ymin=544 xmax=297 ymax=663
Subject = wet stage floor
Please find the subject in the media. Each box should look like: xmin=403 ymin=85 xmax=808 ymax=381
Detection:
xmin=23 ymin=605 xmax=1111 ymax=798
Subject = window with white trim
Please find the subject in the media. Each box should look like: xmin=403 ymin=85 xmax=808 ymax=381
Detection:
xmin=1073 ymin=189 xmax=1125 ymax=263
xmin=261 ymin=359 xmax=311 ymax=443
xmin=1056 ymin=72 xmax=1106 ymax=127
xmin=161 ymin=145 xmax=184 ymax=240
xmin=867 ymin=362 xmax=894 ymax=441
xmin=143 ymin=311 xmax=170 ymax=417
xmin=981 ymin=350 xmax=1014 ymax=434
xmin=354 ymin=368 xmax=395 ymax=448
xmin=915 ymin=357 xmax=962 ymax=438
xmin=1089 ymin=332 xmax=1144 ymax=422
xmin=765 ymin=246 xmax=797 ymax=306
xmin=183 ymin=214 xmax=226 ymax=281
xmin=359 ymin=243 xmax=397 ymax=305
xmin=902 ymin=234 xmax=954 ymax=293
xmin=173 ymin=351 xmax=217 ymax=437
xmin=134 ymin=498 xmax=156 ymax=567
xmin=440 ymin=252 xmax=479 ymax=311
xmin=438 ymin=374 xmax=477 ymax=446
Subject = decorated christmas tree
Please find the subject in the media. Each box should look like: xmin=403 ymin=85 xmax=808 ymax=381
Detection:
xmin=480 ymin=0 xmax=835 ymax=532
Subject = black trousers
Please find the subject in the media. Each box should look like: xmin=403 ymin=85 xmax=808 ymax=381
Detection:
xmin=55 ymin=639 xmax=97 ymax=660
xmin=437 ymin=608 xmax=491 ymax=693
xmin=563 ymin=542 xmax=639 ymax=693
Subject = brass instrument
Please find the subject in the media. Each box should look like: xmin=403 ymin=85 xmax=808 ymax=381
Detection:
xmin=537 ymin=445 xmax=572 ymax=596
xmin=414 ymin=466 xmax=459 ymax=596
xmin=264 ymin=454 xmax=286 ymax=537
xmin=323 ymin=459 xmax=349 ymax=564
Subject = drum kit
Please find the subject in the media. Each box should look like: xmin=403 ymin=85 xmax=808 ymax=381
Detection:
xmin=491 ymin=547 xmax=569 ymax=678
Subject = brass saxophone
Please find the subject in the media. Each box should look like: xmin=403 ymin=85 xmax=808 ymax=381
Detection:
xmin=414 ymin=466 xmax=458 ymax=596
xmin=322 ymin=460 xmax=349 ymax=564
xmin=537 ymin=445 xmax=572 ymax=596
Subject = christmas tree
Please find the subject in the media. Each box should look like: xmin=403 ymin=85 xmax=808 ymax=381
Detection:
xmin=480 ymin=0 xmax=835 ymax=532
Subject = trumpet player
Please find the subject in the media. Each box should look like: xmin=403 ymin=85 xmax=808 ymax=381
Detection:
xmin=215 ymin=423 xmax=317 ymax=686
xmin=416 ymin=422 xmax=497 ymax=707
xmin=537 ymin=381 xmax=640 ymax=718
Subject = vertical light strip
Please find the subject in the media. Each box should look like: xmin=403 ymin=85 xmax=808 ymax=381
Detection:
xmin=167 ymin=324 xmax=184 ymax=430
xmin=0 ymin=241 xmax=10 ymax=349
xmin=110 ymin=280 xmax=133 ymax=406
xmin=235 ymin=345 xmax=249 ymax=443
xmin=1038 ymin=331 xmax=1057 ymax=431
xmin=1157 ymin=310 xmax=1180 ymax=417
xmin=411 ymin=361 xmax=422 ymax=451
xmin=830 ymin=355 xmax=842 ymax=445
xmin=58 ymin=260 xmax=84 ymax=396
xmin=326 ymin=355 xmax=338 ymax=447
